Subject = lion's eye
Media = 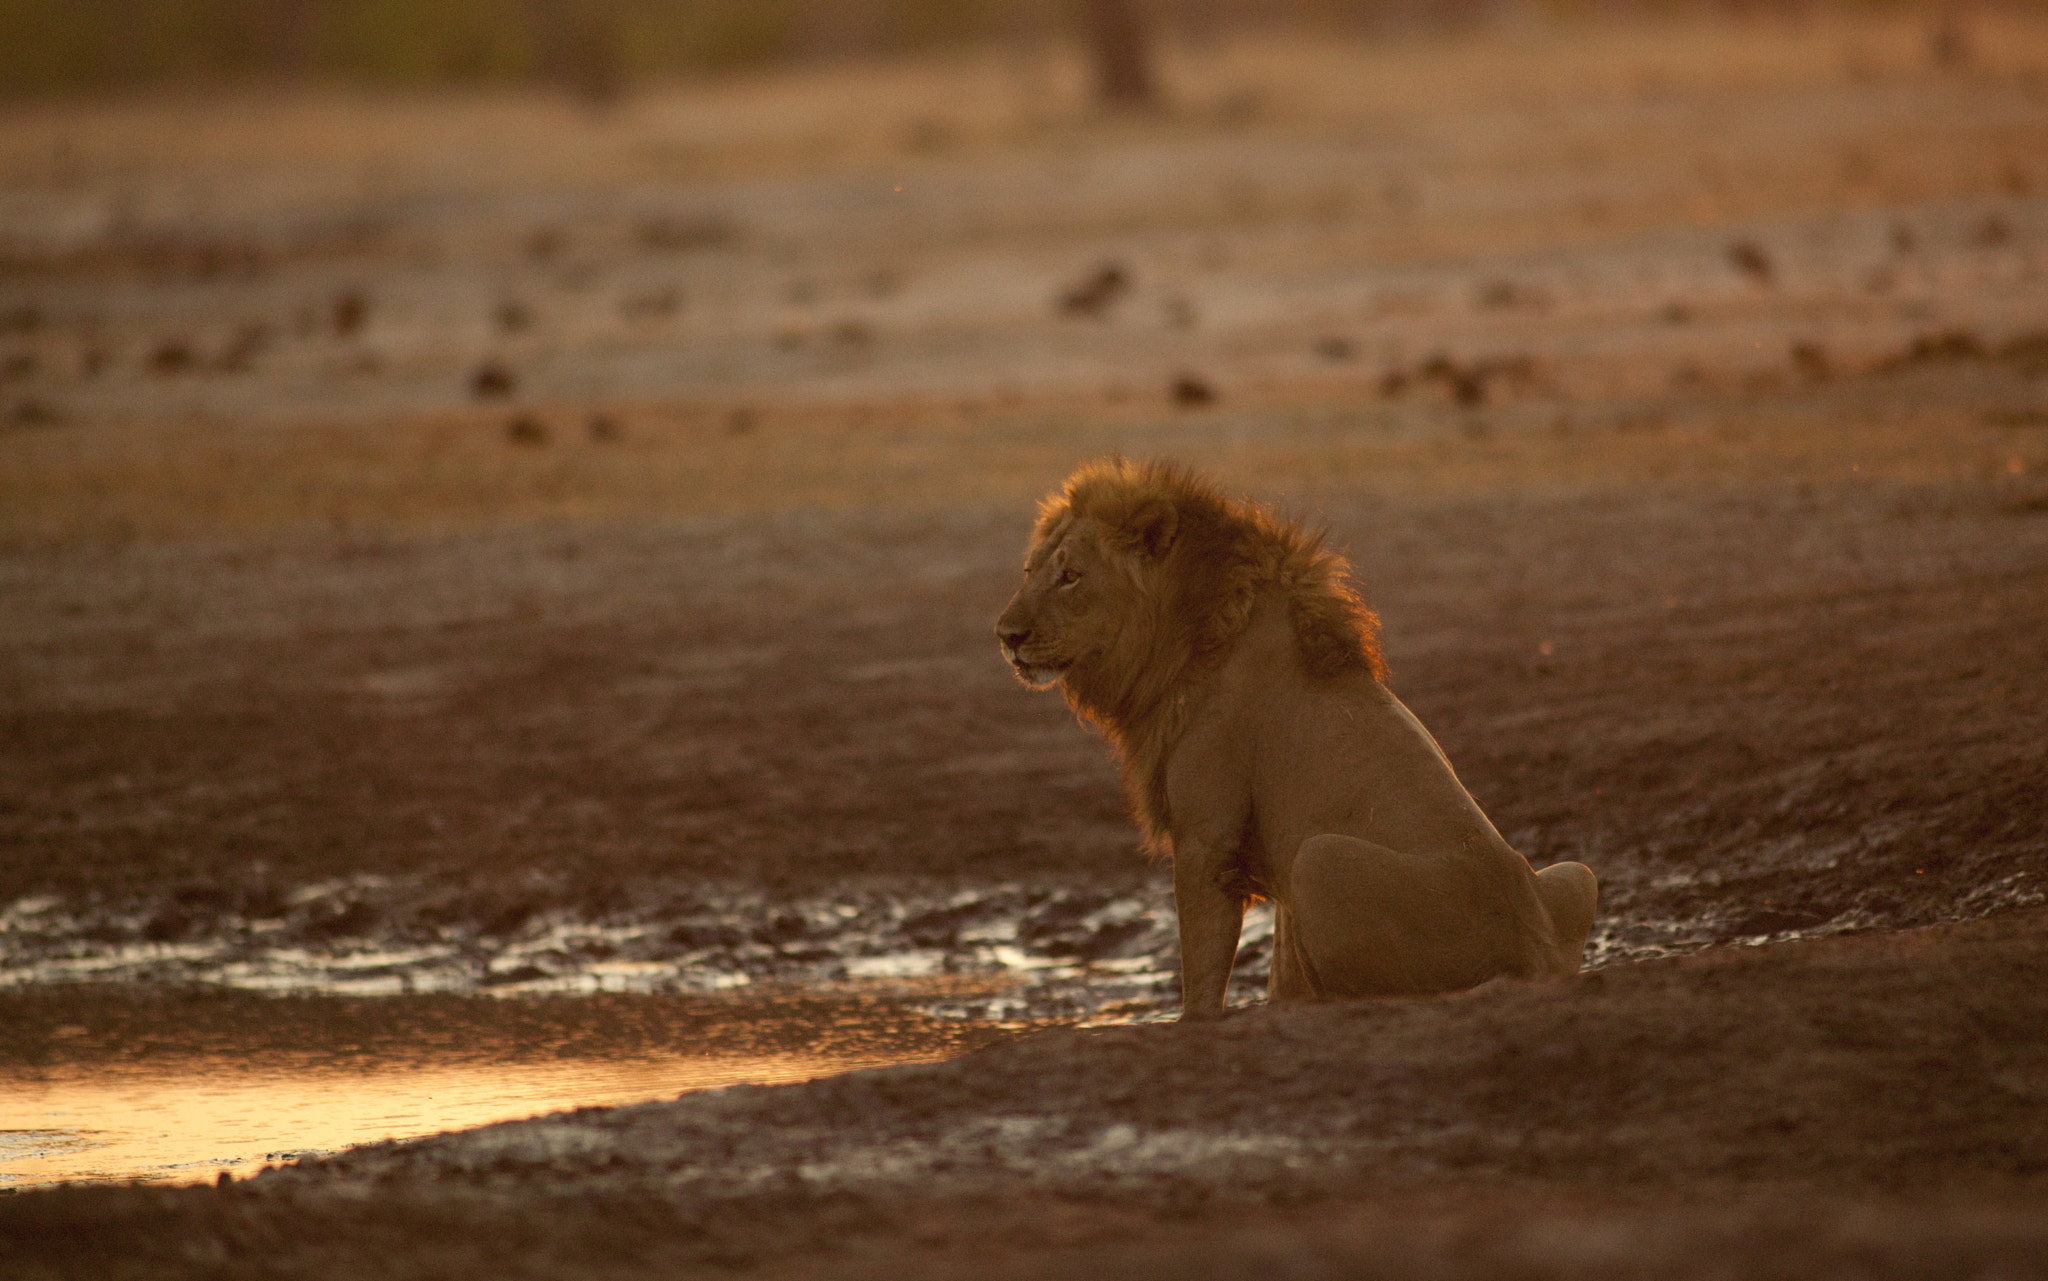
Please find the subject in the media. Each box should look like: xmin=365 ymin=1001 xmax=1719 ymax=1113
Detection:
xmin=1056 ymin=567 xmax=1081 ymax=587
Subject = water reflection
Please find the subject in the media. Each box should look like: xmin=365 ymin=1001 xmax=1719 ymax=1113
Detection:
xmin=0 ymin=987 xmax=1012 ymax=1189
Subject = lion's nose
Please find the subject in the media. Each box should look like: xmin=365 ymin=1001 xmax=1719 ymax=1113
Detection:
xmin=997 ymin=625 xmax=1031 ymax=652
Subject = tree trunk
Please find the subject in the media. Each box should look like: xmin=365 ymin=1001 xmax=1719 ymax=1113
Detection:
xmin=1083 ymin=0 xmax=1157 ymax=109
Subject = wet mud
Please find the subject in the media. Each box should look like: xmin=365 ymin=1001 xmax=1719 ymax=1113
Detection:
xmin=4 ymin=908 xmax=2046 ymax=1277
xmin=0 ymin=989 xmax=1011 ymax=1188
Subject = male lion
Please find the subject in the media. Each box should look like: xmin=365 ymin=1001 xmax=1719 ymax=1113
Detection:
xmin=995 ymin=458 xmax=1597 ymax=1020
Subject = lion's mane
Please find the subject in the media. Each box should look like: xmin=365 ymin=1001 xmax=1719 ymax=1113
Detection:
xmin=1034 ymin=458 xmax=1386 ymax=850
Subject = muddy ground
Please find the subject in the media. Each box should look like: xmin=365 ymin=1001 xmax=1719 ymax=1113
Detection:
xmin=4 ymin=910 xmax=2046 ymax=1278
xmin=3 ymin=8 xmax=2048 ymax=1276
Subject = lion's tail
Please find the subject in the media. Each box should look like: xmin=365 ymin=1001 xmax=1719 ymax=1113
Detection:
xmin=1533 ymin=861 xmax=1598 ymax=975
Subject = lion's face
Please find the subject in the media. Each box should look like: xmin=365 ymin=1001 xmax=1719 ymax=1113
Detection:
xmin=995 ymin=516 xmax=1135 ymax=689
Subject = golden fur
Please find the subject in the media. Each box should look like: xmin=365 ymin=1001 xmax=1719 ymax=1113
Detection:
xmin=1026 ymin=457 xmax=1386 ymax=852
xmin=997 ymin=458 xmax=1598 ymax=1019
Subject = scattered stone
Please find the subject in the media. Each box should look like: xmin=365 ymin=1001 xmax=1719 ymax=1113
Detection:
xmin=0 ymin=304 xmax=41 ymax=334
xmin=1790 ymin=340 xmax=1831 ymax=381
xmin=471 ymin=361 xmax=517 ymax=399
xmin=525 ymin=227 xmax=566 ymax=261
xmin=1661 ymin=302 xmax=1693 ymax=324
xmin=1058 ymin=262 xmax=1130 ymax=317
xmin=1891 ymin=221 xmax=1918 ymax=256
xmin=215 ymin=322 xmax=270 ymax=372
xmin=1880 ymin=328 xmax=1987 ymax=371
xmin=636 ymin=213 xmax=738 ymax=253
xmin=1162 ymin=297 xmax=1197 ymax=330
xmin=1974 ymin=214 xmax=2012 ymax=248
xmin=1474 ymin=279 xmax=1550 ymax=310
xmin=505 ymin=414 xmax=548 ymax=446
xmin=0 ymin=351 xmax=36 ymax=382
xmin=1421 ymin=353 xmax=1487 ymax=406
xmin=1983 ymin=408 xmax=2048 ymax=428
xmin=1315 ymin=336 xmax=1356 ymax=362
xmin=1927 ymin=10 xmax=1971 ymax=68
xmin=331 ymin=290 xmax=369 ymax=337
xmin=1727 ymin=239 xmax=1775 ymax=284
xmin=495 ymin=300 xmax=533 ymax=333
xmin=1996 ymin=331 xmax=2048 ymax=375
xmin=1170 ymin=374 xmax=1216 ymax=407
xmin=6 ymin=398 xmax=59 ymax=427
xmin=586 ymin=413 xmax=622 ymax=443
xmin=1669 ymin=363 xmax=1710 ymax=392
xmin=1381 ymin=352 xmax=1537 ymax=407
xmin=620 ymin=287 xmax=680 ymax=320
xmin=148 ymin=339 xmax=197 ymax=375
xmin=728 ymin=406 xmax=758 ymax=435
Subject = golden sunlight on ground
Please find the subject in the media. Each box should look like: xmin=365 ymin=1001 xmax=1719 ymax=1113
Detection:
xmin=0 ymin=1051 xmax=883 ymax=1187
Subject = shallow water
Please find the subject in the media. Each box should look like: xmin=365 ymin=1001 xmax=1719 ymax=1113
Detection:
xmin=0 ymin=881 xmax=1215 ymax=1020
xmin=0 ymin=987 xmax=1013 ymax=1189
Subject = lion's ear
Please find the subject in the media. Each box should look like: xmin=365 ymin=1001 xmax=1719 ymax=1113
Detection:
xmin=1126 ymin=498 xmax=1178 ymax=560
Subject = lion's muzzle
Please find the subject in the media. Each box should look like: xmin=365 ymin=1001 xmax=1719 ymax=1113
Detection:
xmin=997 ymin=624 xmax=1068 ymax=688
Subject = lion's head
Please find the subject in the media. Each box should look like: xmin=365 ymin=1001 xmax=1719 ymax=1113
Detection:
xmin=994 ymin=488 xmax=1177 ymax=691
xmin=996 ymin=458 xmax=1386 ymax=734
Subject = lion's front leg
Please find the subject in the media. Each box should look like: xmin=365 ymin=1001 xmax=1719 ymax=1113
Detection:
xmin=1173 ymin=840 xmax=1245 ymax=1021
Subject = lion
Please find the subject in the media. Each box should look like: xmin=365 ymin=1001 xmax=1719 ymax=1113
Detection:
xmin=995 ymin=458 xmax=1598 ymax=1021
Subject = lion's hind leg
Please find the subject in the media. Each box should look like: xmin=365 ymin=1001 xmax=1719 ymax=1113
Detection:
xmin=1286 ymin=834 xmax=1509 ymax=998
xmin=1533 ymin=860 xmax=1598 ymax=975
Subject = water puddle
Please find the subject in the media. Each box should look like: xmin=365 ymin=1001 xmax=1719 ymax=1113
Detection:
xmin=0 ymin=880 xmax=1206 ymax=1021
xmin=0 ymin=987 xmax=1014 ymax=1190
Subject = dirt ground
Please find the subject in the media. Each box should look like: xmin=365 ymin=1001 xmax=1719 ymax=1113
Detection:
xmin=3 ymin=7 xmax=2048 ymax=1275
xmin=3 ymin=908 xmax=2046 ymax=1278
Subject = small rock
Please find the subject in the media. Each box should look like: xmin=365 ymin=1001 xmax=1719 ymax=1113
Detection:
xmin=526 ymin=227 xmax=566 ymax=261
xmin=215 ymin=322 xmax=270 ymax=372
xmin=331 ymin=290 xmax=369 ymax=337
xmin=1170 ymin=374 xmax=1216 ymax=407
xmin=472 ymin=361 xmax=517 ymax=399
xmin=1790 ymin=341 xmax=1831 ymax=381
xmin=636 ymin=213 xmax=738 ymax=253
xmin=620 ymin=287 xmax=680 ymax=320
xmin=1058 ymin=263 xmax=1131 ymax=317
xmin=7 ymin=398 xmax=60 ymax=427
xmin=148 ymin=340 xmax=197 ymax=375
xmin=1727 ymin=240 xmax=1774 ymax=284
xmin=586 ymin=413 xmax=622 ymax=443
xmin=505 ymin=414 xmax=549 ymax=446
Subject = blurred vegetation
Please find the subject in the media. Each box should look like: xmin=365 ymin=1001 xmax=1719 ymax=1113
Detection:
xmin=0 ymin=0 xmax=1044 ymax=97
xmin=0 ymin=0 xmax=1966 ymax=99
